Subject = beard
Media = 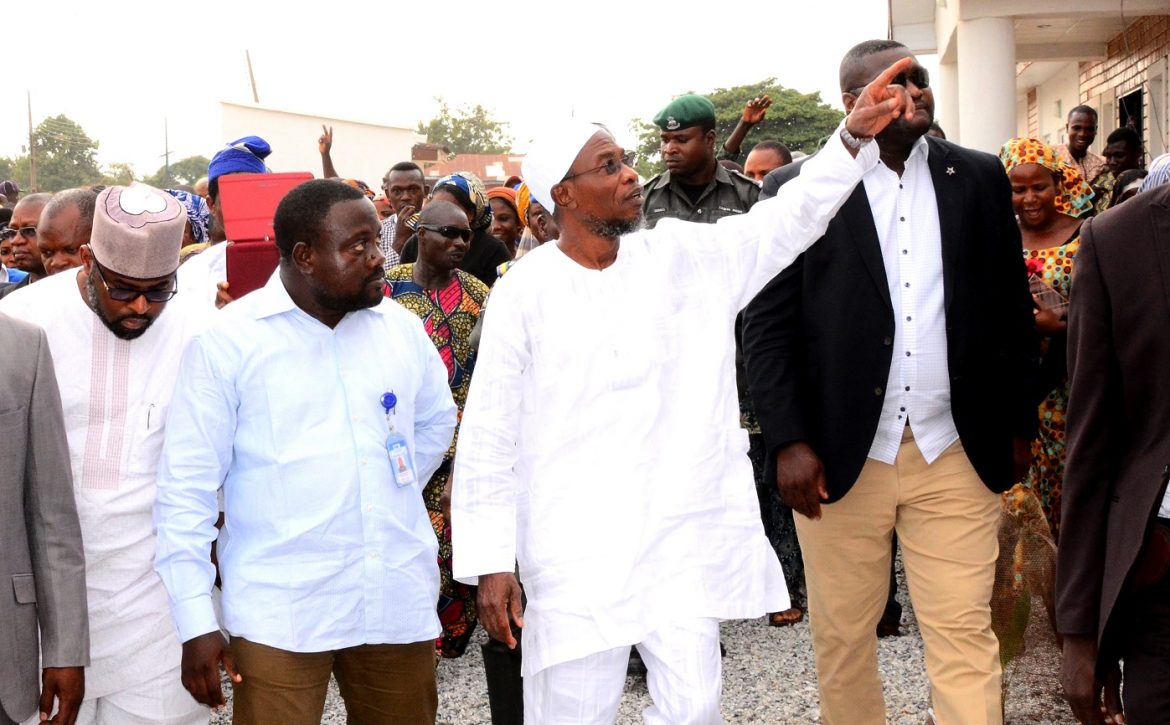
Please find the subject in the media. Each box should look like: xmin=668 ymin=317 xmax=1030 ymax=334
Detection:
xmin=86 ymin=273 xmax=155 ymax=341
xmin=583 ymin=211 xmax=645 ymax=240
xmin=316 ymin=274 xmax=384 ymax=315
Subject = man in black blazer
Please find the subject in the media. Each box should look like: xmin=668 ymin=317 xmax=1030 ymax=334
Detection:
xmin=1057 ymin=183 xmax=1170 ymax=725
xmin=742 ymin=39 xmax=1036 ymax=725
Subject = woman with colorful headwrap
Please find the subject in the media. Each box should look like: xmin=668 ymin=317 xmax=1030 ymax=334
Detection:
xmin=487 ymin=186 xmax=523 ymax=257
xmin=399 ymin=172 xmax=511 ymax=287
xmin=999 ymin=137 xmax=1095 ymax=540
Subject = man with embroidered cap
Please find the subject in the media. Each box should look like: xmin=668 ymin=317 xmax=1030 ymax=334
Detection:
xmin=452 ymin=57 xmax=916 ymax=723
xmin=0 ymin=183 xmax=209 ymax=725
xmin=641 ymin=94 xmax=760 ymax=229
xmin=177 ymin=135 xmax=272 ymax=307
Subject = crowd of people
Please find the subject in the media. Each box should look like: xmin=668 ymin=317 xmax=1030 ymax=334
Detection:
xmin=3 ymin=37 xmax=1170 ymax=725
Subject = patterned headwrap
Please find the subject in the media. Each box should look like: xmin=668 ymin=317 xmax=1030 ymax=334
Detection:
xmin=515 ymin=182 xmax=532 ymax=228
xmin=1140 ymin=152 xmax=1170 ymax=193
xmin=487 ymin=186 xmax=521 ymax=228
xmin=341 ymin=178 xmax=376 ymax=199
xmin=999 ymin=138 xmax=1094 ymax=218
xmin=431 ymin=172 xmax=492 ymax=231
xmin=165 ymin=189 xmax=210 ymax=244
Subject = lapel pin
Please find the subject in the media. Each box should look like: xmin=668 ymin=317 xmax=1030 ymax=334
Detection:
xmin=946 ymin=166 xmax=956 ymax=175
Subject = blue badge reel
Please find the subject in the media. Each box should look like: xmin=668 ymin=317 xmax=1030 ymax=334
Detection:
xmin=381 ymin=392 xmax=417 ymax=487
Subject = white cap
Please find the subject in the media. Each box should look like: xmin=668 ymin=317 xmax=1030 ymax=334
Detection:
xmin=520 ymin=120 xmax=606 ymax=216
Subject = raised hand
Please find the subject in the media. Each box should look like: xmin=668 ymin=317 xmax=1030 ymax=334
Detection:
xmin=844 ymin=57 xmax=916 ymax=140
xmin=318 ymin=125 xmax=333 ymax=156
xmin=742 ymin=96 xmax=772 ymax=125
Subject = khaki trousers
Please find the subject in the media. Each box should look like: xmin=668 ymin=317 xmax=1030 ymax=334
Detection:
xmin=229 ymin=638 xmax=436 ymax=725
xmin=795 ymin=429 xmax=1002 ymax=725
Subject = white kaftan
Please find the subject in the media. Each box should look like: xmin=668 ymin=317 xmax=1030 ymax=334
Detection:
xmin=0 ymin=271 xmax=207 ymax=698
xmin=452 ymin=130 xmax=879 ymax=676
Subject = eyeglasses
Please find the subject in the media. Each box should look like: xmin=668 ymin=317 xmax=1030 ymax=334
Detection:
xmin=417 ymin=224 xmax=472 ymax=242
xmin=562 ymin=151 xmax=637 ymax=182
xmin=91 ymin=258 xmax=178 ymax=303
xmin=848 ymin=67 xmax=930 ymax=96
xmin=0 ymin=226 xmax=36 ymax=242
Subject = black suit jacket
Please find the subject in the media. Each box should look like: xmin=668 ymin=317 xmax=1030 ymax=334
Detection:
xmin=742 ymin=136 xmax=1038 ymax=502
xmin=1056 ymin=184 xmax=1170 ymax=644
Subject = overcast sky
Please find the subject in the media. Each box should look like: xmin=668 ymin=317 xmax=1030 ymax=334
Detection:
xmin=3 ymin=1 xmax=899 ymax=180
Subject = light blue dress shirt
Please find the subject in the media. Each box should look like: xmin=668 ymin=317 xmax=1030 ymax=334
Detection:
xmin=155 ymin=272 xmax=456 ymax=652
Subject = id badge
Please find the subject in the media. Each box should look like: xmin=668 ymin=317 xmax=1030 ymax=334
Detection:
xmin=386 ymin=432 xmax=417 ymax=487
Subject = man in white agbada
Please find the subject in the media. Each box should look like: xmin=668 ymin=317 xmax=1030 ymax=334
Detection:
xmin=452 ymin=58 xmax=917 ymax=723
xmin=0 ymin=184 xmax=208 ymax=725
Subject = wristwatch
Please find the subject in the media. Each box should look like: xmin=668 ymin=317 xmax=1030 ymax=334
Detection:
xmin=840 ymin=124 xmax=873 ymax=150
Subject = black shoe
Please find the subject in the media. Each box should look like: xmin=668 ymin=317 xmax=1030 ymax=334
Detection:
xmin=876 ymin=618 xmax=903 ymax=638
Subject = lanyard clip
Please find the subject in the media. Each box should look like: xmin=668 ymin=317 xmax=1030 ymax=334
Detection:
xmin=380 ymin=392 xmax=398 ymax=415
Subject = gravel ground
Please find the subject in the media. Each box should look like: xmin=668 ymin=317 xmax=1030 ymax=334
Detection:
xmin=212 ymin=560 xmax=1075 ymax=724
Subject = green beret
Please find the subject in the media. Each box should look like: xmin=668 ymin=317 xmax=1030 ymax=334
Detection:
xmin=652 ymin=94 xmax=716 ymax=131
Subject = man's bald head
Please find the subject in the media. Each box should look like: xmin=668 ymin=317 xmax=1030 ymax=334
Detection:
xmin=39 ymin=188 xmax=99 ymax=275
xmin=419 ymin=199 xmax=468 ymax=227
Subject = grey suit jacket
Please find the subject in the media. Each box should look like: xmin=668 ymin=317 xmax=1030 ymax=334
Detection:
xmin=0 ymin=312 xmax=89 ymax=723
xmin=1056 ymin=184 xmax=1170 ymax=644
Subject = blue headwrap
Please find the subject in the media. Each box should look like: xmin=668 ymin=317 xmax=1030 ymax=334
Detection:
xmin=432 ymin=172 xmax=492 ymax=230
xmin=165 ymin=189 xmax=210 ymax=244
xmin=208 ymin=136 xmax=271 ymax=182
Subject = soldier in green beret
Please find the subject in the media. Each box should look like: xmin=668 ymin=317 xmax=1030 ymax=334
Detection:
xmin=641 ymin=94 xmax=761 ymax=229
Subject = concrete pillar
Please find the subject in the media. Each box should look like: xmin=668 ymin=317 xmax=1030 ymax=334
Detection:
xmin=957 ymin=17 xmax=1016 ymax=154
xmin=936 ymin=61 xmax=960 ymax=141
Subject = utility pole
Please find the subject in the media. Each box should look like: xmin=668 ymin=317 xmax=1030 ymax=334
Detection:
xmin=27 ymin=91 xmax=37 ymax=192
xmin=246 ymin=50 xmax=260 ymax=104
xmin=163 ymin=118 xmax=172 ymax=184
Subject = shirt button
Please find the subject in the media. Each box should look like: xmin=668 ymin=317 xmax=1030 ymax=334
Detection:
xmin=361 ymin=457 xmax=369 ymax=465
xmin=906 ymin=316 xmax=912 ymax=321
xmin=905 ymin=386 xmax=911 ymax=391
xmin=906 ymin=351 xmax=911 ymax=357
xmin=874 ymin=387 xmax=883 ymax=396
xmin=366 ymin=505 xmax=374 ymax=513
xmin=902 ymin=249 xmax=908 ymax=254
xmin=904 ymin=282 xmax=910 ymax=288
xmin=899 ymin=217 xmax=906 ymax=222
xmin=900 ymin=407 xmax=906 ymax=412
xmin=368 ymin=551 xmax=378 ymax=559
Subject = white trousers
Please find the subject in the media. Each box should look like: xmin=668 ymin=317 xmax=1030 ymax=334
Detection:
xmin=523 ymin=618 xmax=722 ymax=725
xmin=69 ymin=664 xmax=207 ymax=725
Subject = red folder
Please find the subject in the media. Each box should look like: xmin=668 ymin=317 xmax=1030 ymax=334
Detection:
xmin=219 ymin=172 xmax=312 ymax=298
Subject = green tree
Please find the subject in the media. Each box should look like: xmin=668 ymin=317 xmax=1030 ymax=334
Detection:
xmin=417 ymin=98 xmax=512 ymax=155
xmin=0 ymin=156 xmax=13 ymax=185
xmin=101 ymin=162 xmax=137 ymax=186
xmin=631 ymin=79 xmax=844 ymax=178
xmin=15 ymin=115 xmax=105 ymax=191
xmin=142 ymin=155 xmax=211 ymax=188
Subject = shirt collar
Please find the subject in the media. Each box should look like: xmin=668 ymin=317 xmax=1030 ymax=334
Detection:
xmin=248 ymin=267 xmax=300 ymax=320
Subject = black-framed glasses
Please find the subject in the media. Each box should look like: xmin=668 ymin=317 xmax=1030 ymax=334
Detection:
xmin=0 ymin=226 xmax=36 ymax=242
xmin=417 ymin=224 xmax=472 ymax=242
xmin=91 ymin=257 xmax=178 ymax=303
xmin=848 ymin=67 xmax=930 ymax=96
xmin=562 ymin=151 xmax=637 ymax=182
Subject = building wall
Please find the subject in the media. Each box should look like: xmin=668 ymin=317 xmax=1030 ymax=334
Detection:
xmin=1029 ymin=64 xmax=1082 ymax=147
xmin=1080 ymin=16 xmax=1170 ymax=161
xmin=220 ymin=103 xmax=425 ymax=190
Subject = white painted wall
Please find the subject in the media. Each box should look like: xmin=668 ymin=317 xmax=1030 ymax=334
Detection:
xmin=220 ymin=102 xmax=425 ymax=190
xmin=1031 ymin=64 xmax=1081 ymax=147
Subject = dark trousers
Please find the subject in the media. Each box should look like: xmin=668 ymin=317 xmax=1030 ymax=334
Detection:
xmin=483 ymin=634 xmax=524 ymax=725
xmin=1118 ymin=540 xmax=1170 ymax=724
